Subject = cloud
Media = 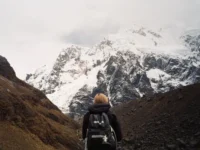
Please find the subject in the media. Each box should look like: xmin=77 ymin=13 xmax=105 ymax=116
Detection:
xmin=0 ymin=0 xmax=200 ymax=78
xmin=60 ymin=19 xmax=120 ymax=46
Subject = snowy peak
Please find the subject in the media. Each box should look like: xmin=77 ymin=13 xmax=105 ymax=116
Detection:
xmin=109 ymin=26 xmax=163 ymax=48
xmin=27 ymin=44 xmax=112 ymax=113
xmin=26 ymin=25 xmax=200 ymax=119
xmin=106 ymin=25 xmax=192 ymax=59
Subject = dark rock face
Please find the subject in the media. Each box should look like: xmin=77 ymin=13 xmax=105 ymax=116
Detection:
xmin=0 ymin=55 xmax=16 ymax=81
xmin=98 ymin=52 xmax=153 ymax=105
xmin=182 ymin=33 xmax=200 ymax=53
xmin=68 ymin=50 xmax=200 ymax=119
xmin=68 ymin=85 xmax=94 ymax=120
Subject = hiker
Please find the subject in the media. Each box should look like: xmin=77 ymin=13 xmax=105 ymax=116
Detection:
xmin=82 ymin=93 xmax=122 ymax=150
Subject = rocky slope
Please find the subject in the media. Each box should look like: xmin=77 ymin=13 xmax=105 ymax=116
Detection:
xmin=0 ymin=55 xmax=83 ymax=150
xmin=113 ymin=83 xmax=200 ymax=150
xmin=26 ymin=26 xmax=200 ymax=119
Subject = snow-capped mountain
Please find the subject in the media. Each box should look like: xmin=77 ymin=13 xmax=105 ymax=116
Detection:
xmin=26 ymin=25 xmax=200 ymax=119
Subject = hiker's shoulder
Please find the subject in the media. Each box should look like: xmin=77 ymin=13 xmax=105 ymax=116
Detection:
xmin=83 ymin=112 xmax=90 ymax=118
xmin=106 ymin=111 xmax=117 ymax=119
xmin=107 ymin=110 xmax=116 ymax=116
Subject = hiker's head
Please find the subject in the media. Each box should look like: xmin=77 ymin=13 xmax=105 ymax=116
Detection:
xmin=94 ymin=93 xmax=109 ymax=104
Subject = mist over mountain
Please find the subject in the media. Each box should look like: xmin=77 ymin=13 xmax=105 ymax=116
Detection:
xmin=26 ymin=25 xmax=200 ymax=119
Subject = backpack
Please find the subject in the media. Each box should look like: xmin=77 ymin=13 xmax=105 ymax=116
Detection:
xmin=86 ymin=112 xmax=117 ymax=150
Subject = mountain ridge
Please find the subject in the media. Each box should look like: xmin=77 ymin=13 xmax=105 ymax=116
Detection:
xmin=26 ymin=25 xmax=200 ymax=119
xmin=0 ymin=55 xmax=83 ymax=150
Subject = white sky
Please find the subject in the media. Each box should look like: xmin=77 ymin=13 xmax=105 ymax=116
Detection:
xmin=0 ymin=0 xmax=200 ymax=79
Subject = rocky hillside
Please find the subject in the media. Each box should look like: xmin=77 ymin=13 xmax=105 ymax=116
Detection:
xmin=26 ymin=26 xmax=200 ymax=119
xmin=113 ymin=83 xmax=200 ymax=150
xmin=0 ymin=55 xmax=83 ymax=150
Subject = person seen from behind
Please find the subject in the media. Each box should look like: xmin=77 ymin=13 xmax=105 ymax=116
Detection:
xmin=82 ymin=92 xmax=122 ymax=150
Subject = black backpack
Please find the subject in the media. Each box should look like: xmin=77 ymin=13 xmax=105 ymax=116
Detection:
xmin=86 ymin=112 xmax=117 ymax=150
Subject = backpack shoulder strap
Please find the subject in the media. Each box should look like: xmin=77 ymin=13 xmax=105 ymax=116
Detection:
xmin=105 ymin=111 xmax=114 ymax=124
xmin=101 ymin=112 xmax=110 ymax=124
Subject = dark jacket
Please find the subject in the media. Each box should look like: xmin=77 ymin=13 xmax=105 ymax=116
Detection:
xmin=82 ymin=104 xmax=122 ymax=142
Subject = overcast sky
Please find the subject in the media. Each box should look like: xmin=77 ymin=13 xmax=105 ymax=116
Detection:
xmin=0 ymin=0 xmax=200 ymax=79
